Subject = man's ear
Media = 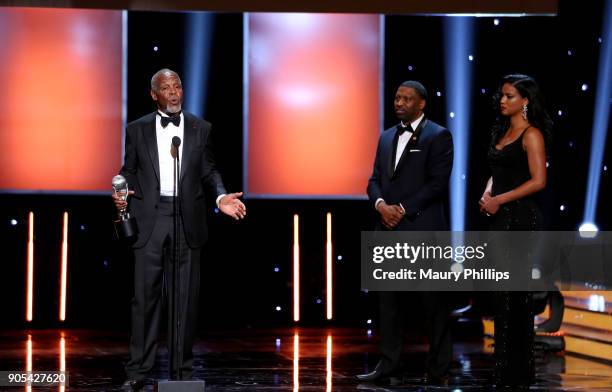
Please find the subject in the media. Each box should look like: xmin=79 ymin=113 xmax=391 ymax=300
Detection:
xmin=150 ymin=90 xmax=158 ymax=101
xmin=419 ymin=99 xmax=426 ymax=111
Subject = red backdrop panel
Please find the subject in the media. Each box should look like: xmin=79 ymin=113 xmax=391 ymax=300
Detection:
xmin=247 ymin=14 xmax=381 ymax=197
xmin=0 ymin=8 xmax=123 ymax=192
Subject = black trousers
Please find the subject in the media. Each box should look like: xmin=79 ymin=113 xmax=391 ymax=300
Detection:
xmin=378 ymin=291 xmax=452 ymax=378
xmin=125 ymin=200 xmax=201 ymax=380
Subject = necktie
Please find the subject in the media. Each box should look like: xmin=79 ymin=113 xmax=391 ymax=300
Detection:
xmin=160 ymin=113 xmax=181 ymax=128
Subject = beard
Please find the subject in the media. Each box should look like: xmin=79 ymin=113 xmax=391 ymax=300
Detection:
xmin=164 ymin=102 xmax=182 ymax=114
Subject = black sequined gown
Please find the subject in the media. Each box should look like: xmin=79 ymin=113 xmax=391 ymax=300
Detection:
xmin=487 ymin=128 xmax=539 ymax=387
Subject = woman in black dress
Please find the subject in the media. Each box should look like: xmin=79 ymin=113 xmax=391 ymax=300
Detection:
xmin=479 ymin=74 xmax=553 ymax=388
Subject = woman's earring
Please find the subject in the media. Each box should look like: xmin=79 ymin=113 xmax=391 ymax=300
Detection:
xmin=522 ymin=103 xmax=528 ymax=120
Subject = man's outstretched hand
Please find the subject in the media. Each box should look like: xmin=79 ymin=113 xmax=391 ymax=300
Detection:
xmin=219 ymin=192 xmax=247 ymax=220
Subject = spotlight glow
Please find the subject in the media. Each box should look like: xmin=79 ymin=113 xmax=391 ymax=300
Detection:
xmin=493 ymin=18 xmax=500 ymax=25
xmin=583 ymin=0 xmax=612 ymax=226
xmin=185 ymin=13 xmax=213 ymax=117
xmin=579 ymin=222 xmax=599 ymax=238
xmin=581 ymin=83 xmax=589 ymax=91
xmin=10 ymin=219 xmax=17 ymax=226
xmin=445 ymin=17 xmax=474 ymax=232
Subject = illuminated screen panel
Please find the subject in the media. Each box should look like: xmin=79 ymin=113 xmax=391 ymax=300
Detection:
xmin=0 ymin=8 xmax=123 ymax=193
xmin=246 ymin=13 xmax=381 ymax=198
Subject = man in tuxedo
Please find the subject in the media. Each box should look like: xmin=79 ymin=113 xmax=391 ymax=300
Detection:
xmin=112 ymin=68 xmax=246 ymax=390
xmin=357 ymin=81 xmax=454 ymax=385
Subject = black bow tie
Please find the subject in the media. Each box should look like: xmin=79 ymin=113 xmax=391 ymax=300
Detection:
xmin=397 ymin=123 xmax=413 ymax=135
xmin=160 ymin=113 xmax=181 ymax=128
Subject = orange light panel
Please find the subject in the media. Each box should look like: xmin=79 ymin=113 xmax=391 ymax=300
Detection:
xmin=247 ymin=13 xmax=381 ymax=197
xmin=0 ymin=8 xmax=123 ymax=192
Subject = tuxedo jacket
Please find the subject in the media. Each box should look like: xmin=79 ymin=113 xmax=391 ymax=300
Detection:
xmin=367 ymin=118 xmax=454 ymax=230
xmin=120 ymin=111 xmax=227 ymax=248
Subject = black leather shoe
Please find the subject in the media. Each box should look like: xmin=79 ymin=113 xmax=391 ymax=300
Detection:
xmin=121 ymin=378 xmax=145 ymax=391
xmin=356 ymin=360 xmax=398 ymax=382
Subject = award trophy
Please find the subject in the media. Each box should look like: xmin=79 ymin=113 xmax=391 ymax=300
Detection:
xmin=112 ymin=175 xmax=138 ymax=241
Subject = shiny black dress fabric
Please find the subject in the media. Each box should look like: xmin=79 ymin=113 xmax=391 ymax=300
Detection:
xmin=487 ymin=129 xmax=537 ymax=387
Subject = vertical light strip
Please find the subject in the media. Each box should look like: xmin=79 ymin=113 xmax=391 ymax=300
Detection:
xmin=121 ymin=10 xmax=127 ymax=162
xmin=326 ymin=213 xmax=333 ymax=320
xmin=59 ymin=212 xmax=68 ymax=322
xmin=326 ymin=334 xmax=332 ymax=392
xmin=379 ymin=15 xmax=385 ymax=133
xmin=293 ymin=214 xmax=300 ymax=322
xmin=293 ymin=332 xmax=299 ymax=392
xmin=242 ymin=13 xmax=250 ymax=195
xmin=59 ymin=332 xmax=65 ymax=392
xmin=26 ymin=334 xmax=32 ymax=392
xmin=26 ymin=212 xmax=34 ymax=322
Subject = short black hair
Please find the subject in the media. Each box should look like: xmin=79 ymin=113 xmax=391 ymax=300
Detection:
xmin=400 ymin=80 xmax=428 ymax=101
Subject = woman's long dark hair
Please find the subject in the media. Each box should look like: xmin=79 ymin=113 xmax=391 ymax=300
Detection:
xmin=491 ymin=74 xmax=553 ymax=149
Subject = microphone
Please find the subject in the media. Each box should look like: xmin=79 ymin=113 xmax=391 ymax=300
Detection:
xmin=172 ymin=136 xmax=181 ymax=148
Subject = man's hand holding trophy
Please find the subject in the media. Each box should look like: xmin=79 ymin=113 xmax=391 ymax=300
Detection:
xmin=111 ymin=175 xmax=138 ymax=241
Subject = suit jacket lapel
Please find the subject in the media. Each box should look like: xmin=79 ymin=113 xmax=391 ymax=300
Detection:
xmin=392 ymin=118 xmax=427 ymax=178
xmin=180 ymin=113 xmax=194 ymax=182
xmin=388 ymin=125 xmax=402 ymax=178
xmin=144 ymin=114 xmax=160 ymax=183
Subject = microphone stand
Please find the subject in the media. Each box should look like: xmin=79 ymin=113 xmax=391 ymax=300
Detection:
xmin=171 ymin=144 xmax=181 ymax=381
xmin=159 ymin=138 xmax=205 ymax=391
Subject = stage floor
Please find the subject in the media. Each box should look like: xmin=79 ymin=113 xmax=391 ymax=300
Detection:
xmin=0 ymin=328 xmax=610 ymax=391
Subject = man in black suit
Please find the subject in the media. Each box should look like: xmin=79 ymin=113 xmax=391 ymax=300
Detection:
xmin=112 ymin=68 xmax=246 ymax=390
xmin=357 ymin=81 xmax=454 ymax=385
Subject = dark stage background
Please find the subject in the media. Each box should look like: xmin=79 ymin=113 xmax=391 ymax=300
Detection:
xmin=0 ymin=0 xmax=610 ymax=332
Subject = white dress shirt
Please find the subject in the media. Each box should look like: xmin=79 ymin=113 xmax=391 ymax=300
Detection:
xmin=156 ymin=111 xmax=184 ymax=196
